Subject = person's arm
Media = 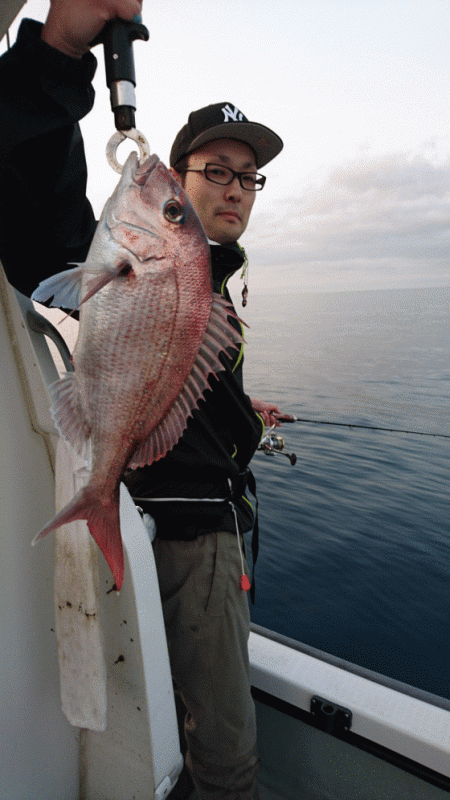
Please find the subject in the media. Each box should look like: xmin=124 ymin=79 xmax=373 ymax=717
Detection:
xmin=0 ymin=0 xmax=141 ymax=296
xmin=0 ymin=20 xmax=96 ymax=295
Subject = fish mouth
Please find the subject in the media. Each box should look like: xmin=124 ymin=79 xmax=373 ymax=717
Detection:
xmin=134 ymin=153 xmax=161 ymax=186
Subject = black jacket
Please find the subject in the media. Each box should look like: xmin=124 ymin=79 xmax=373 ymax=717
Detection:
xmin=0 ymin=20 xmax=263 ymax=537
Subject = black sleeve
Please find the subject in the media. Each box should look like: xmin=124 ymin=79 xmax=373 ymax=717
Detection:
xmin=0 ymin=19 xmax=99 ymax=296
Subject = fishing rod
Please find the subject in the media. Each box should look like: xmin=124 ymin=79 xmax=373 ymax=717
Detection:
xmin=275 ymin=413 xmax=450 ymax=439
xmin=257 ymin=413 xmax=449 ymax=467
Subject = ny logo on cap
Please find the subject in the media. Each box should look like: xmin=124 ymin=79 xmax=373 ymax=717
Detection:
xmin=221 ymin=104 xmax=244 ymax=123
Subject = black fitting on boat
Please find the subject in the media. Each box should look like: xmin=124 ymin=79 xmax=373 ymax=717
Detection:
xmin=310 ymin=695 xmax=352 ymax=735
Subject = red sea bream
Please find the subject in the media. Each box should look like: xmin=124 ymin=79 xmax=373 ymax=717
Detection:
xmin=32 ymin=152 xmax=242 ymax=590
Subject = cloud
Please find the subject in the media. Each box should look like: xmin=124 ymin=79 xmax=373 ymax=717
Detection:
xmin=244 ymin=152 xmax=450 ymax=293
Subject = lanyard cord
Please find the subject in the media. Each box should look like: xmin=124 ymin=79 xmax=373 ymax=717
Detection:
xmin=133 ymin=471 xmax=259 ymax=601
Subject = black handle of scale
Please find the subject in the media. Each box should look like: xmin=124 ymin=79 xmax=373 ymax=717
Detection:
xmin=92 ymin=17 xmax=149 ymax=131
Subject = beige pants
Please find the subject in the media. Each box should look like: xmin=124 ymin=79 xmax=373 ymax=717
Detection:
xmin=153 ymin=532 xmax=259 ymax=800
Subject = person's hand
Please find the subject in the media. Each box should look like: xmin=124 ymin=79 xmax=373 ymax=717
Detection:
xmin=41 ymin=0 xmax=143 ymax=58
xmin=250 ymin=398 xmax=282 ymax=427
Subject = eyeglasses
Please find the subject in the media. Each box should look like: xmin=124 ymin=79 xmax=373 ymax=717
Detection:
xmin=178 ymin=163 xmax=266 ymax=191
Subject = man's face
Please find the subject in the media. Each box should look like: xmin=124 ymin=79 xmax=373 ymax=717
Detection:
xmin=172 ymin=139 xmax=257 ymax=244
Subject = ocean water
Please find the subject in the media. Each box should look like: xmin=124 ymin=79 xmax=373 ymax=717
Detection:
xmin=242 ymin=286 xmax=450 ymax=700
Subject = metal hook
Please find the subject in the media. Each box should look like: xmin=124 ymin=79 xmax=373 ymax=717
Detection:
xmin=106 ymin=128 xmax=151 ymax=174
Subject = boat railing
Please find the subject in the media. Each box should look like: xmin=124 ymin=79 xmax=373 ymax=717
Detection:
xmin=249 ymin=622 xmax=450 ymax=785
xmin=251 ymin=622 xmax=450 ymax=713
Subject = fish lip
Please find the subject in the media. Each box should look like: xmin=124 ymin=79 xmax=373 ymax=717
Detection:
xmin=134 ymin=153 xmax=160 ymax=185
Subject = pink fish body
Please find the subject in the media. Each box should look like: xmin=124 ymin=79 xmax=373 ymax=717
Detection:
xmin=32 ymin=153 xmax=242 ymax=589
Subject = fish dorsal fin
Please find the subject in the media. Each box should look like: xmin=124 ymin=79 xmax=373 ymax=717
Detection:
xmin=127 ymin=293 xmax=244 ymax=469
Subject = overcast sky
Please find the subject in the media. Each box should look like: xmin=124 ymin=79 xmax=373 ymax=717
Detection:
xmin=2 ymin=0 xmax=450 ymax=293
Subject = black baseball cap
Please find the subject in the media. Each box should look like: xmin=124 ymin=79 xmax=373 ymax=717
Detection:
xmin=169 ymin=102 xmax=283 ymax=170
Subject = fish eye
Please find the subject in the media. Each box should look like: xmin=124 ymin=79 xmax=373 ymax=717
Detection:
xmin=163 ymin=200 xmax=185 ymax=224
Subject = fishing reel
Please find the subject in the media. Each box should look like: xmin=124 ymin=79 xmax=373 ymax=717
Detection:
xmin=258 ymin=425 xmax=297 ymax=466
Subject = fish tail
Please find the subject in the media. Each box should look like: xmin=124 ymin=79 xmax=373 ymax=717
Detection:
xmin=33 ymin=486 xmax=124 ymax=590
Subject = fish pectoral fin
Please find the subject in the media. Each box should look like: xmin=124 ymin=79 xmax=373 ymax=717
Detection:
xmin=49 ymin=373 xmax=91 ymax=456
xmin=31 ymin=266 xmax=84 ymax=309
xmin=127 ymin=294 xmax=245 ymax=470
xmin=31 ymin=262 xmax=134 ymax=310
xmin=78 ymin=261 xmax=130 ymax=306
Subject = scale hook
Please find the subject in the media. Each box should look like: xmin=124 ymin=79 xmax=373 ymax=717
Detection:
xmin=106 ymin=128 xmax=150 ymax=174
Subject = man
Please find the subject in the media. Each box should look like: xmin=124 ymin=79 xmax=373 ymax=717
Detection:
xmin=125 ymin=106 xmax=283 ymax=800
xmin=0 ymin=2 xmax=283 ymax=797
